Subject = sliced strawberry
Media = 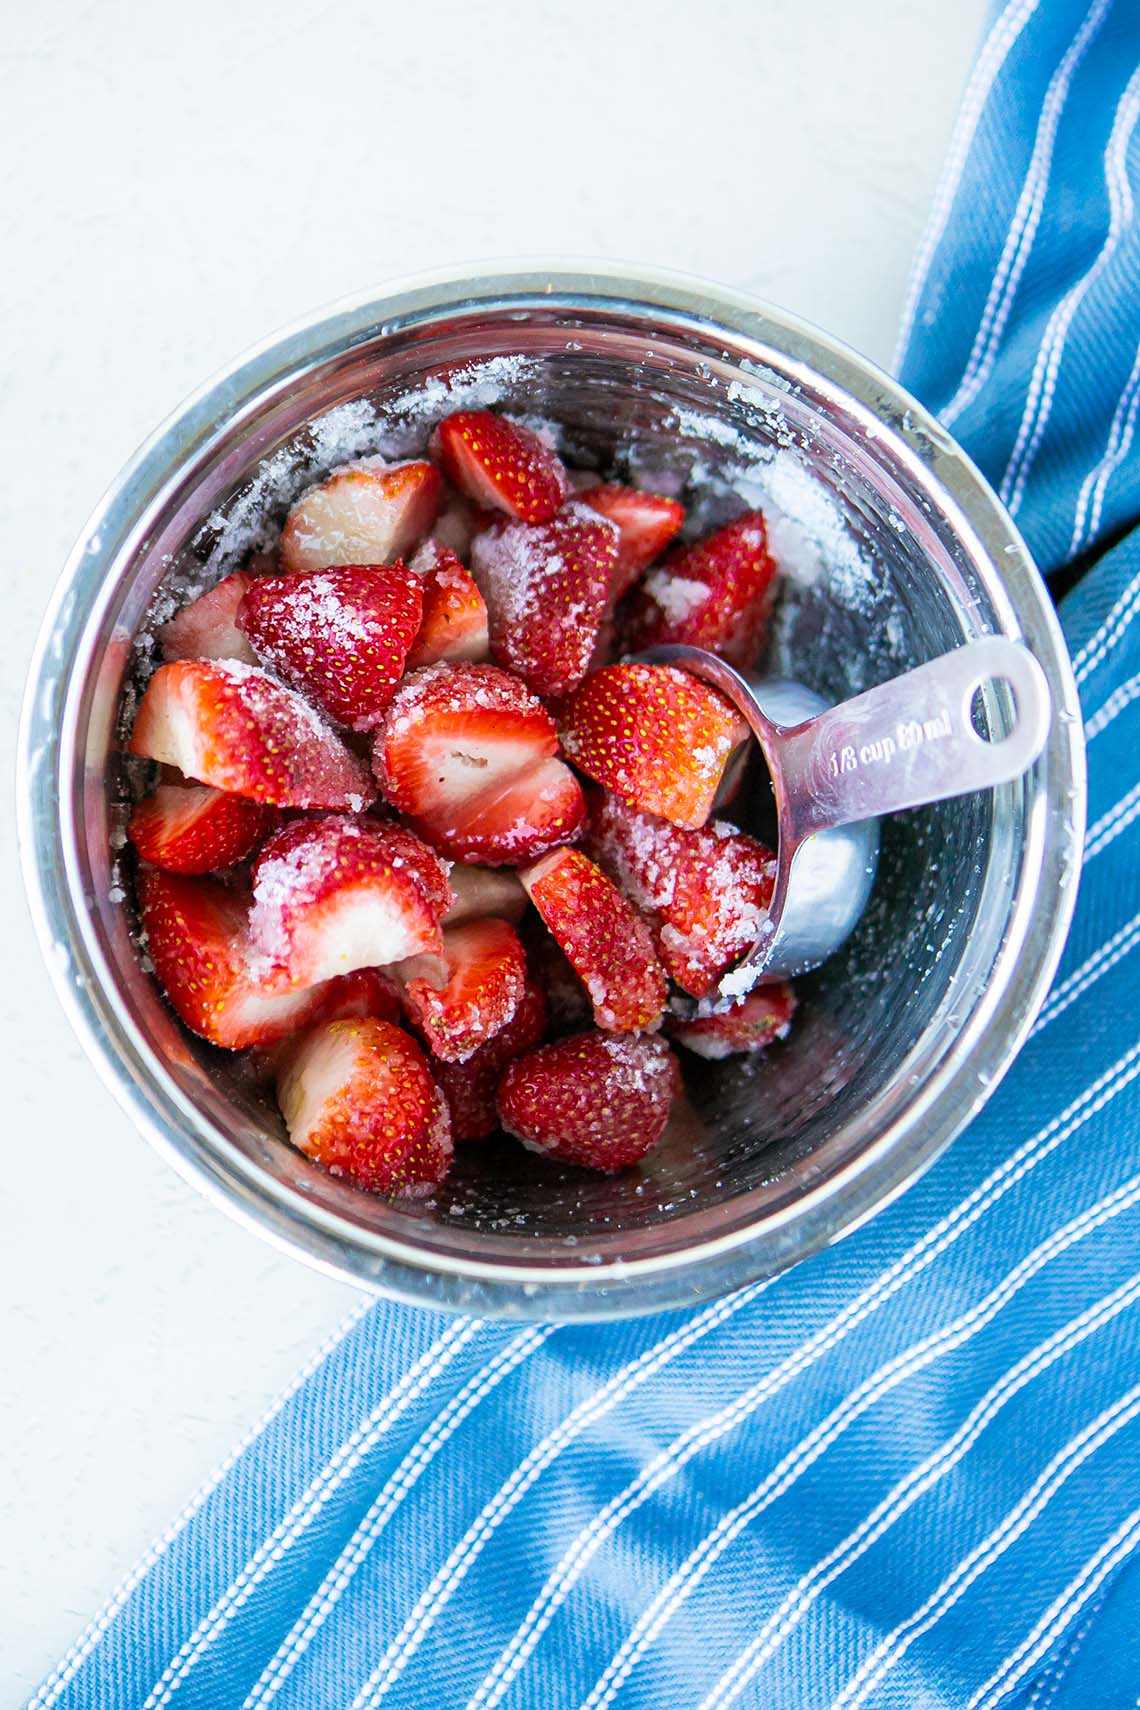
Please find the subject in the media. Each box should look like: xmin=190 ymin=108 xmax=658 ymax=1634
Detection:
xmin=576 ymin=484 xmax=685 ymax=599
xmin=374 ymin=662 xmax=585 ymax=864
xmin=310 ymin=965 xmax=404 ymax=1026
xmin=559 ymin=663 xmax=748 ymax=830
xmin=276 ymin=1017 xmax=452 ymax=1197
xmin=521 ymin=847 xmax=666 ymax=1033
xmin=129 ymin=660 xmax=375 ymax=810
xmin=137 ymin=867 xmax=329 ymax=1049
xmin=236 ymin=562 xmax=423 ymax=731
xmin=279 ymin=458 xmax=443 ymax=575
xmin=401 ymin=917 xmax=527 ymax=1062
xmin=587 ymin=793 xmax=777 ymax=997
xmin=430 ymin=411 xmax=571 ymax=524
xmin=619 ymin=511 xmax=777 ymax=670
xmin=127 ymin=782 xmax=274 ymax=874
xmin=432 ymin=493 xmax=485 ymax=558
xmin=469 ymin=502 xmax=618 ymax=699
xmin=406 ymin=540 xmax=489 ymax=668
xmin=666 ymin=982 xmax=797 ymax=1060
xmin=444 ymin=864 xmax=527 ymax=928
xmin=432 ymin=977 xmax=547 ymax=1141
xmin=497 ymin=1031 xmax=679 ymax=1172
xmin=248 ymin=815 xmax=450 ymax=991
xmin=158 ymin=572 xmax=259 ymax=665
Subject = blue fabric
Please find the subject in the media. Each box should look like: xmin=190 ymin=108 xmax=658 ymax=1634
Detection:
xmin=31 ymin=3 xmax=1140 ymax=1704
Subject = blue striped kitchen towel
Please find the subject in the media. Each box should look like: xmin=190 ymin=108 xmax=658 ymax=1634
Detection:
xmin=29 ymin=2 xmax=1140 ymax=1704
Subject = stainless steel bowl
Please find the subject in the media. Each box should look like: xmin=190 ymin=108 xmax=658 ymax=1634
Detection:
xmin=17 ymin=264 xmax=1086 ymax=1320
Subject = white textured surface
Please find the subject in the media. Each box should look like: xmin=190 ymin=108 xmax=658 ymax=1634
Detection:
xmin=0 ymin=0 xmax=985 ymax=1694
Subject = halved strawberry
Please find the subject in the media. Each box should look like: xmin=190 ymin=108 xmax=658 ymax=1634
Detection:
xmin=401 ymin=917 xmax=527 ymax=1062
xmin=406 ymin=540 xmax=489 ymax=668
xmin=470 ymin=503 xmax=618 ymax=699
xmin=280 ymin=458 xmax=443 ymax=575
xmin=619 ymin=511 xmax=777 ymax=670
xmin=444 ymin=864 xmax=527 ymax=928
xmin=127 ymin=782 xmax=274 ymax=874
xmin=276 ymin=1017 xmax=452 ymax=1196
xmin=236 ymin=562 xmax=423 ymax=731
xmin=576 ymin=484 xmax=685 ymax=599
xmin=587 ymin=793 xmax=777 ymax=997
xmin=374 ymin=662 xmax=585 ymax=864
xmin=559 ymin=663 xmax=748 ymax=830
xmin=158 ymin=572 xmax=259 ymax=664
xmin=521 ymin=848 xmax=666 ymax=1033
xmin=430 ymin=411 xmax=571 ymax=524
xmin=248 ymin=816 xmax=450 ymax=991
xmin=666 ymin=982 xmax=797 ymax=1059
xmin=497 ymin=1031 xmax=679 ymax=1172
xmin=137 ymin=867 xmax=330 ymax=1049
xmin=432 ymin=977 xmax=547 ymax=1141
xmin=129 ymin=660 xmax=375 ymax=810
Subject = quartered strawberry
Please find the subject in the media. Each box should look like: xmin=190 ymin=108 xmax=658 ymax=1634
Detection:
xmin=243 ymin=964 xmax=405 ymax=1084
xmin=276 ymin=1017 xmax=452 ymax=1196
xmin=374 ymin=662 xmax=585 ymax=864
xmin=587 ymin=793 xmax=777 ymax=997
xmin=430 ymin=411 xmax=571 ymax=524
xmin=401 ymin=917 xmax=528 ymax=1062
xmin=158 ymin=572 xmax=259 ymax=665
xmin=666 ymin=981 xmax=797 ymax=1059
xmin=470 ymin=502 xmax=618 ymax=700
xmin=248 ymin=815 xmax=451 ymax=991
xmin=127 ymin=782 xmax=274 ymax=874
xmin=497 ymin=1031 xmax=680 ymax=1172
xmin=129 ymin=659 xmax=375 ymax=810
xmin=431 ymin=977 xmax=547 ymax=1141
xmin=521 ymin=847 xmax=666 ymax=1032
xmin=236 ymin=562 xmax=423 ymax=731
xmin=559 ymin=663 xmax=749 ymax=830
xmin=280 ymin=458 xmax=444 ymax=575
xmin=576 ymin=484 xmax=685 ymax=599
xmin=406 ymin=540 xmax=489 ymax=668
xmin=619 ymin=511 xmax=777 ymax=670
xmin=443 ymin=864 xmax=527 ymax=928
xmin=137 ymin=866 xmax=330 ymax=1049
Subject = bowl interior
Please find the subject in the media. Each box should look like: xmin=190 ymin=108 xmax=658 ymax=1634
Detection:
xmin=54 ymin=286 xmax=1052 ymax=1299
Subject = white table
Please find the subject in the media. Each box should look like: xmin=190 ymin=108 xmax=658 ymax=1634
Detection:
xmin=0 ymin=0 xmax=986 ymax=1692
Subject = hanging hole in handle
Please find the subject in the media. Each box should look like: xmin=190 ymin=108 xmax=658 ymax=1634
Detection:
xmin=969 ymin=675 xmax=1018 ymax=744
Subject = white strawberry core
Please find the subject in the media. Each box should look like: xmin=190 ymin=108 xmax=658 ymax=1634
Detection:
xmin=277 ymin=1025 xmax=361 ymax=1154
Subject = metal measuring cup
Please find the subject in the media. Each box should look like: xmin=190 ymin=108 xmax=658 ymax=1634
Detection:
xmin=640 ymin=635 xmax=1053 ymax=989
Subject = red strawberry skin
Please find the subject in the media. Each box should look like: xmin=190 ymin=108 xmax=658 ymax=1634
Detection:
xmin=237 ymin=563 xmax=423 ymax=731
xmin=158 ymin=571 xmax=259 ymax=665
xmin=666 ymin=981 xmax=797 ymax=1059
xmin=619 ymin=511 xmax=777 ymax=670
xmin=576 ymin=484 xmax=685 ymax=598
xmin=403 ymin=917 xmax=528 ymax=1063
xmin=129 ymin=660 xmax=376 ymax=810
xmin=559 ymin=663 xmax=748 ymax=830
xmin=587 ymin=793 xmax=777 ymax=998
xmin=276 ymin=1017 xmax=452 ymax=1196
xmin=497 ymin=1031 xmax=679 ymax=1172
xmin=280 ymin=459 xmax=443 ymax=575
xmin=128 ymin=783 xmax=274 ymax=874
xmin=374 ymin=662 xmax=585 ymax=865
xmin=432 ymin=978 xmax=547 ymax=1141
xmin=470 ymin=503 xmax=618 ymax=699
xmin=406 ymin=540 xmax=490 ymax=668
xmin=521 ymin=847 xmax=666 ymax=1033
xmin=431 ymin=411 xmax=571 ymax=524
xmin=137 ymin=867 xmax=329 ymax=1049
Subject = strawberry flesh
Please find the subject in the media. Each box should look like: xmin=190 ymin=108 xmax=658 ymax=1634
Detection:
xmin=280 ymin=458 xmax=443 ymax=575
xmin=619 ymin=511 xmax=777 ymax=670
xmin=576 ymin=484 xmax=685 ymax=599
xmin=521 ymin=847 xmax=666 ymax=1032
xmin=276 ymin=1017 xmax=452 ymax=1196
xmin=497 ymin=1031 xmax=680 ymax=1172
xmin=158 ymin=571 xmax=260 ymax=665
xmin=666 ymin=982 xmax=797 ymax=1060
xmin=443 ymin=864 xmax=527 ymax=928
xmin=401 ymin=916 xmax=528 ymax=1062
xmin=127 ymin=782 xmax=273 ymax=874
xmin=129 ymin=659 xmax=375 ymax=809
xmin=431 ymin=411 xmax=571 ymax=524
xmin=407 ymin=540 xmax=490 ymax=668
xmin=470 ymin=502 xmax=618 ymax=699
xmin=559 ymin=663 xmax=748 ymax=830
xmin=431 ymin=978 xmax=547 ymax=1140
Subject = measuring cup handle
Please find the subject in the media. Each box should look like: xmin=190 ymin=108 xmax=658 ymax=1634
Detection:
xmin=774 ymin=636 xmax=1052 ymax=842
